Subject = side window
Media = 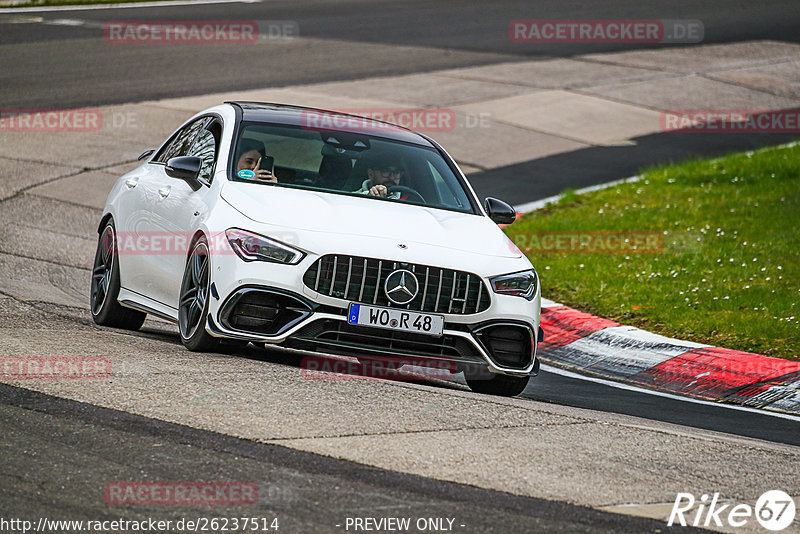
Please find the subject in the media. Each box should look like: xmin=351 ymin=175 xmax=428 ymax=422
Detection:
xmin=153 ymin=117 xmax=209 ymax=163
xmin=186 ymin=128 xmax=217 ymax=183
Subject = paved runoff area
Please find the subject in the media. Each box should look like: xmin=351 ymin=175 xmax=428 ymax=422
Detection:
xmin=1 ymin=40 xmax=799 ymax=532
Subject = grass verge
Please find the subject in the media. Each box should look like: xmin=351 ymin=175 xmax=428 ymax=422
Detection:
xmin=505 ymin=143 xmax=800 ymax=361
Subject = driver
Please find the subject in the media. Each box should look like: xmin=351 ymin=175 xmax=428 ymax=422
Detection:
xmin=355 ymin=153 xmax=406 ymax=198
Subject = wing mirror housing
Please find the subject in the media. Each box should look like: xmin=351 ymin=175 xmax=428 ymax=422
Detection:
xmin=484 ymin=197 xmax=517 ymax=225
xmin=165 ymin=156 xmax=203 ymax=185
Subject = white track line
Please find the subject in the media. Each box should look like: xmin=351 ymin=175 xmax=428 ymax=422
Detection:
xmin=0 ymin=0 xmax=258 ymax=13
xmin=514 ymin=175 xmax=641 ymax=213
xmin=541 ymin=363 xmax=800 ymax=422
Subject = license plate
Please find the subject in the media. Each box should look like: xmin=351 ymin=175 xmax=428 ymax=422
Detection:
xmin=347 ymin=303 xmax=444 ymax=336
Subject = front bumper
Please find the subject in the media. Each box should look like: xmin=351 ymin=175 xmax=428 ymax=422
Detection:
xmin=204 ymin=232 xmax=541 ymax=377
xmin=206 ymin=284 xmax=539 ymax=377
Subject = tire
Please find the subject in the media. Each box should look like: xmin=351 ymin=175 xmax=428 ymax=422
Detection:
xmin=178 ymin=237 xmax=219 ymax=352
xmin=464 ymin=368 xmax=530 ymax=397
xmin=90 ymin=220 xmax=147 ymax=330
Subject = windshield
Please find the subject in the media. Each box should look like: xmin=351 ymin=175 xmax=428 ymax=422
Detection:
xmin=230 ymin=122 xmax=477 ymax=214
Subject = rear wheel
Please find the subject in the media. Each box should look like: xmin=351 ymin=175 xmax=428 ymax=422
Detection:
xmin=90 ymin=220 xmax=146 ymax=330
xmin=464 ymin=368 xmax=530 ymax=397
xmin=178 ymin=238 xmax=219 ymax=352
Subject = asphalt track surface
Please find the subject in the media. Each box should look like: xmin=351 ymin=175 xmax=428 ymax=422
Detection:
xmin=1 ymin=383 xmax=711 ymax=534
xmin=2 ymin=1 xmax=800 ymax=531
xmin=1 ymin=0 xmax=800 ymax=108
xmin=524 ymin=367 xmax=800 ymax=447
xmin=2 ymin=0 xmax=799 ymax=201
xmin=2 ymin=0 xmax=794 ymax=441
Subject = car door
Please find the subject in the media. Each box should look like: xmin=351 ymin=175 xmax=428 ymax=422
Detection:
xmin=114 ymin=147 xmax=169 ymax=298
xmin=147 ymin=116 xmax=221 ymax=309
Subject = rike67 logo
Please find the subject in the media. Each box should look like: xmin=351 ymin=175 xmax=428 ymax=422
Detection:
xmin=668 ymin=490 xmax=796 ymax=531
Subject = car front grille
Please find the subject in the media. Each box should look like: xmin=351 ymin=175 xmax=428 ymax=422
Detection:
xmin=302 ymin=254 xmax=491 ymax=314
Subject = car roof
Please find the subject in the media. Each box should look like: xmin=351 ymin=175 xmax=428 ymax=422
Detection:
xmin=226 ymin=101 xmax=435 ymax=147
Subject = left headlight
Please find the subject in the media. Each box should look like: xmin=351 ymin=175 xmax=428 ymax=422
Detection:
xmin=489 ymin=269 xmax=538 ymax=300
xmin=225 ymin=228 xmax=306 ymax=265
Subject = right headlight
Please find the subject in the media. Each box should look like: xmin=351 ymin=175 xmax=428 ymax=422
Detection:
xmin=489 ymin=269 xmax=538 ymax=300
xmin=225 ymin=228 xmax=305 ymax=265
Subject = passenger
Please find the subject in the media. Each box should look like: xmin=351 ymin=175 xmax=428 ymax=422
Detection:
xmin=235 ymin=139 xmax=277 ymax=183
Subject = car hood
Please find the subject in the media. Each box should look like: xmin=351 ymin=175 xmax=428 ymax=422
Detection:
xmin=220 ymin=181 xmax=522 ymax=258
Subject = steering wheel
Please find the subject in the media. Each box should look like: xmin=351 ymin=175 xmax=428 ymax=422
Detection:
xmin=387 ymin=185 xmax=426 ymax=204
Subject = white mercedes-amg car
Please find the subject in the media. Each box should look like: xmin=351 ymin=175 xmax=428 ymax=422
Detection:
xmin=91 ymin=102 xmax=542 ymax=396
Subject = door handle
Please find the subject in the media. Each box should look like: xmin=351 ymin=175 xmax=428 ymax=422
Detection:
xmin=125 ymin=178 xmax=138 ymax=189
xmin=158 ymin=186 xmax=171 ymax=198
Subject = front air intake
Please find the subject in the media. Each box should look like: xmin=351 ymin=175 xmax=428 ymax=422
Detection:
xmin=473 ymin=324 xmax=533 ymax=369
xmin=219 ymin=288 xmax=312 ymax=336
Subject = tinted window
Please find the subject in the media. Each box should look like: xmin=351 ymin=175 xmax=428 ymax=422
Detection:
xmin=154 ymin=117 xmax=210 ymax=163
xmin=230 ymin=123 xmax=476 ymax=214
xmin=186 ymin=128 xmax=217 ymax=182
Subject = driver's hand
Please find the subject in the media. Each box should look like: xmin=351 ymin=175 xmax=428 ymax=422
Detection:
xmin=368 ymin=184 xmax=388 ymax=197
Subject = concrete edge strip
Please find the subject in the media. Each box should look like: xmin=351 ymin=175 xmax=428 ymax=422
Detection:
xmin=518 ymin=144 xmax=800 ymax=415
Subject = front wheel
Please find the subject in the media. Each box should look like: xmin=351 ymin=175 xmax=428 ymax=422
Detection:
xmin=90 ymin=220 xmax=146 ymax=330
xmin=464 ymin=368 xmax=530 ymax=397
xmin=178 ymin=238 xmax=219 ymax=352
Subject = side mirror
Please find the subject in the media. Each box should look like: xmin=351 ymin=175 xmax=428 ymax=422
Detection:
xmin=484 ymin=197 xmax=517 ymax=225
xmin=165 ymin=156 xmax=203 ymax=184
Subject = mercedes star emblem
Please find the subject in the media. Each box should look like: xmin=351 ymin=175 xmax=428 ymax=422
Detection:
xmin=384 ymin=269 xmax=419 ymax=305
